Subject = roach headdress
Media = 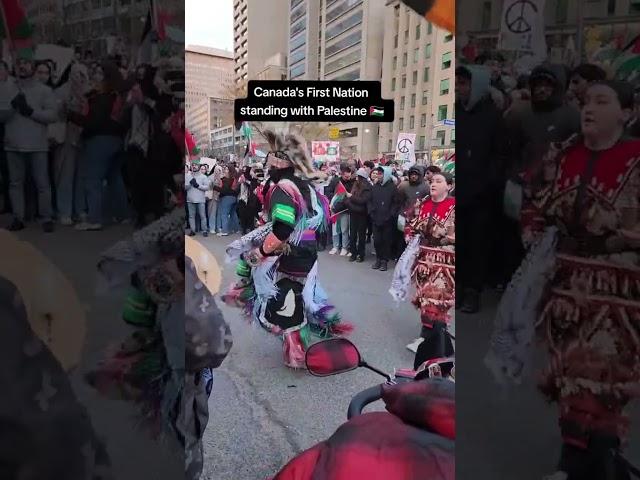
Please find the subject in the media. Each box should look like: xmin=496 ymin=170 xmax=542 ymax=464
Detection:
xmin=263 ymin=129 xmax=325 ymax=181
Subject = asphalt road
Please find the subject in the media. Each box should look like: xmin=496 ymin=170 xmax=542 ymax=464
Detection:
xmin=201 ymin=234 xmax=441 ymax=480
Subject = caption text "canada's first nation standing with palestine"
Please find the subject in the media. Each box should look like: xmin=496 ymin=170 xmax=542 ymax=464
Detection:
xmin=252 ymin=86 xmax=370 ymax=98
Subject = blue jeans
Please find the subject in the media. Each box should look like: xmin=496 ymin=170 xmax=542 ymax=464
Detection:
xmin=218 ymin=195 xmax=237 ymax=234
xmin=207 ymin=199 xmax=218 ymax=232
xmin=332 ymin=213 xmax=350 ymax=249
xmin=188 ymin=202 xmax=207 ymax=232
xmin=6 ymin=151 xmax=53 ymax=222
xmin=53 ymin=142 xmax=78 ymax=219
xmin=78 ymin=135 xmax=124 ymax=224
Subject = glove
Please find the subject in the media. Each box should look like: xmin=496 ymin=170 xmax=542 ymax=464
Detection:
xmin=189 ymin=178 xmax=199 ymax=188
xmin=11 ymin=93 xmax=28 ymax=112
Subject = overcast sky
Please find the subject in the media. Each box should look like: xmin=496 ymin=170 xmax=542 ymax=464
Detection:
xmin=185 ymin=0 xmax=234 ymax=52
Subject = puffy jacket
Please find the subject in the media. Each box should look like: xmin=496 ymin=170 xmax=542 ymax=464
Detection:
xmin=345 ymin=177 xmax=372 ymax=214
xmin=273 ymin=379 xmax=454 ymax=480
xmin=368 ymin=167 xmax=401 ymax=226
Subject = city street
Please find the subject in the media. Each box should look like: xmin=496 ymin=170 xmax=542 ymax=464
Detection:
xmin=201 ymin=233 xmax=443 ymax=480
xmin=202 ymin=233 xmax=640 ymax=480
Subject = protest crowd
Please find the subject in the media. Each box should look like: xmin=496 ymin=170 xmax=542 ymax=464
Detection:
xmin=0 ymin=42 xmax=185 ymax=233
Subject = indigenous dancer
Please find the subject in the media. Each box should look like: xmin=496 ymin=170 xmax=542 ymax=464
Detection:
xmin=492 ymin=81 xmax=640 ymax=479
xmin=391 ymin=172 xmax=455 ymax=370
xmin=223 ymin=129 xmax=351 ymax=369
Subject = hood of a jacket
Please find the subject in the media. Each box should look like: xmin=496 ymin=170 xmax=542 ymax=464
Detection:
xmin=378 ymin=166 xmax=393 ymax=185
xmin=529 ymin=64 xmax=567 ymax=112
xmin=408 ymin=166 xmax=423 ymax=185
xmin=458 ymin=65 xmax=491 ymax=112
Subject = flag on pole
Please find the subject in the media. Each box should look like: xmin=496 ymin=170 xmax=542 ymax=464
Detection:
xmin=137 ymin=0 xmax=154 ymax=64
xmin=329 ymin=182 xmax=347 ymax=213
xmin=0 ymin=0 xmax=33 ymax=56
xmin=401 ymin=0 xmax=454 ymax=33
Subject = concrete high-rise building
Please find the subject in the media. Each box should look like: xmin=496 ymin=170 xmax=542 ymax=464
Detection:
xmin=233 ymin=0 xmax=289 ymax=85
xmin=188 ymin=97 xmax=234 ymax=152
xmin=286 ymin=0 xmax=384 ymax=159
xmin=185 ymin=45 xmax=234 ymax=146
xmin=379 ymin=0 xmax=455 ymax=162
xmin=287 ymin=0 xmax=321 ymax=80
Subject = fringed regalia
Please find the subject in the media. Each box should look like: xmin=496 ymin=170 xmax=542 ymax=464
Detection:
xmin=223 ymin=175 xmax=352 ymax=368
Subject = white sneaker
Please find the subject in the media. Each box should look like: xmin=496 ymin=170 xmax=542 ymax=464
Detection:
xmin=75 ymin=222 xmax=103 ymax=231
xmin=59 ymin=217 xmax=73 ymax=226
xmin=340 ymin=248 xmax=349 ymax=256
xmin=219 ymin=232 xmax=229 ymax=236
xmin=406 ymin=338 xmax=424 ymax=353
xmin=209 ymin=229 xmax=216 ymax=234
xmin=329 ymin=247 xmax=338 ymax=255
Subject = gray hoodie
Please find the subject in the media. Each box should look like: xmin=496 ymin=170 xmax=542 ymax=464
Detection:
xmin=0 ymin=77 xmax=58 ymax=152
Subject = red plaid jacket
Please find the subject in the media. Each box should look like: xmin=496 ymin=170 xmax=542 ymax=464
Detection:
xmin=272 ymin=379 xmax=454 ymax=480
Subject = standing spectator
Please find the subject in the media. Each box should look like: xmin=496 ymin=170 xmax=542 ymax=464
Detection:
xmin=567 ymin=63 xmax=607 ymax=108
xmin=0 ymin=51 xmax=57 ymax=232
xmin=70 ymin=61 xmax=126 ymax=231
xmin=0 ymin=60 xmax=12 ymax=214
xmin=185 ymin=162 xmax=209 ymax=236
xmin=53 ymin=62 xmax=88 ymax=225
xmin=397 ymin=165 xmax=429 ymax=212
xmin=326 ymin=163 xmax=355 ymax=255
xmin=368 ymin=166 xmax=400 ymax=272
xmin=236 ymin=165 xmax=261 ymax=234
xmin=214 ymin=164 xmax=239 ymax=236
xmin=345 ymin=167 xmax=372 ymax=262
xmin=206 ymin=163 xmax=222 ymax=234
xmin=424 ymin=165 xmax=441 ymax=184
xmin=455 ymin=65 xmax=506 ymax=313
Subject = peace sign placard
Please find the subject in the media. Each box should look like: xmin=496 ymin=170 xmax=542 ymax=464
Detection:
xmin=498 ymin=0 xmax=546 ymax=54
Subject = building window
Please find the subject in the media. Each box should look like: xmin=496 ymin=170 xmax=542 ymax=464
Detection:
xmin=555 ymin=0 xmax=568 ymax=23
xmin=451 ymin=129 xmax=455 ymax=144
xmin=404 ymin=29 xmax=409 ymax=44
xmin=325 ymin=48 xmax=361 ymax=74
xmin=442 ymin=52 xmax=452 ymax=69
xmin=411 ymin=93 xmax=416 ymax=107
xmin=394 ymin=34 xmax=398 ymax=48
xmin=421 ymin=113 xmax=426 ymax=127
xmin=393 ymin=55 xmax=397 ymax=69
xmin=607 ymin=0 xmax=615 ymax=14
xmin=399 ymin=118 xmax=404 ymax=130
xmin=401 ymin=74 xmax=406 ymax=88
xmin=435 ymin=130 xmax=445 ymax=146
xmin=423 ymin=67 xmax=429 ymax=82
xmin=400 ymin=96 xmax=405 ymax=109
xmin=427 ymin=22 xmax=432 ymax=34
xmin=422 ymin=90 xmax=428 ymax=104
xmin=440 ymin=78 xmax=450 ymax=95
xmin=413 ymin=48 xmax=419 ymax=63
xmin=481 ymin=1 xmax=492 ymax=29
xmin=415 ymin=24 xmax=421 ymax=40
xmin=326 ymin=0 xmax=363 ymax=23
xmin=402 ymin=52 xmax=407 ymax=66
xmin=388 ymin=122 xmax=393 ymax=132
xmin=391 ymin=77 xmax=396 ymax=91
xmin=409 ymin=115 xmax=415 ymax=128
xmin=326 ymin=29 xmax=361 ymax=56
xmin=444 ymin=33 xmax=453 ymax=43
xmin=437 ymin=105 xmax=448 ymax=121
xmin=388 ymin=139 xmax=393 ymax=151
xmin=290 ymin=63 xmax=305 ymax=78
xmin=419 ymin=135 xmax=425 ymax=149
xmin=326 ymin=9 xmax=363 ymax=40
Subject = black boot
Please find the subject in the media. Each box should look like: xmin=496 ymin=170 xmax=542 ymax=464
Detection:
xmin=372 ymin=259 xmax=381 ymax=270
xmin=7 ymin=219 xmax=25 ymax=231
xmin=461 ymin=288 xmax=480 ymax=314
xmin=379 ymin=260 xmax=388 ymax=272
xmin=349 ymin=254 xmax=357 ymax=262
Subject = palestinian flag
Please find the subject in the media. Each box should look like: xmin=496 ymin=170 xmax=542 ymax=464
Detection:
xmin=370 ymin=106 xmax=384 ymax=117
xmin=329 ymin=181 xmax=347 ymax=214
xmin=0 ymin=0 xmax=33 ymax=54
xmin=401 ymin=0 xmax=454 ymax=33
